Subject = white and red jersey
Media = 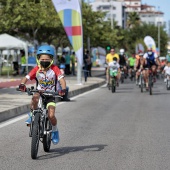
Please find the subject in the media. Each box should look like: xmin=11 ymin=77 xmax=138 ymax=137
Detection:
xmin=164 ymin=66 xmax=170 ymax=75
xmin=26 ymin=65 xmax=64 ymax=92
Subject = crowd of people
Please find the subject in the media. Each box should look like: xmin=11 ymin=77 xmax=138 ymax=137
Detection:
xmin=56 ymin=51 xmax=77 ymax=76
xmin=106 ymin=47 xmax=170 ymax=91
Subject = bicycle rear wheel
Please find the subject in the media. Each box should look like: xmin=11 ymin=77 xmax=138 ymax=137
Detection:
xmin=43 ymin=118 xmax=52 ymax=152
xmin=31 ymin=112 xmax=40 ymax=159
xmin=121 ymin=73 xmax=124 ymax=83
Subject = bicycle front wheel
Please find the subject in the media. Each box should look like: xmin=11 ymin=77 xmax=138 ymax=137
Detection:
xmin=112 ymin=78 xmax=116 ymax=93
xmin=31 ymin=112 xmax=40 ymax=159
xmin=43 ymin=118 xmax=52 ymax=152
xmin=140 ymin=75 xmax=143 ymax=93
xmin=149 ymin=75 xmax=152 ymax=95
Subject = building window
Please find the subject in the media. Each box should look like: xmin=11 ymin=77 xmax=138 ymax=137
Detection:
xmin=149 ymin=22 xmax=154 ymax=25
xmin=102 ymin=5 xmax=110 ymax=10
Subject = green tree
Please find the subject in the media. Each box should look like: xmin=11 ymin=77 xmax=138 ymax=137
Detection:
xmin=127 ymin=12 xmax=141 ymax=29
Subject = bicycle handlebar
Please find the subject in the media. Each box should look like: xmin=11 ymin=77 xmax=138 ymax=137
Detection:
xmin=16 ymin=88 xmax=61 ymax=97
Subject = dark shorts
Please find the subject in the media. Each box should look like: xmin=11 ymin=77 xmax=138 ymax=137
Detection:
xmin=145 ymin=63 xmax=157 ymax=69
xmin=129 ymin=66 xmax=134 ymax=69
xmin=42 ymin=95 xmax=55 ymax=108
xmin=119 ymin=63 xmax=126 ymax=67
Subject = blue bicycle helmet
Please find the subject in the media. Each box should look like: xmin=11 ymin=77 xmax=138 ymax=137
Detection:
xmin=37 ymin=45 xmax=55 ymax=59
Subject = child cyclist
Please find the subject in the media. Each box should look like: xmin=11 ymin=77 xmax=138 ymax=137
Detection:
xmin=108 ymin=57 xmax=120 ymax=86
xmin=162 ymin=59 xmax=170 ymax=83
xmin=18 ymin=45 xmax=66 ymax=145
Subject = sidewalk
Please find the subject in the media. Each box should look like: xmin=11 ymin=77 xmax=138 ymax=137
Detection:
xmin=0 ymin=68 xmax=106 ymax=122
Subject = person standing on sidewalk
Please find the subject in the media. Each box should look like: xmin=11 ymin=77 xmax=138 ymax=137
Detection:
xmin=70 ymin=51 xmax=76 ymax=76
xmin=65 ymin=52 xmax=71 ymax=75
xmin=18 ymin=45 xmax=67 ymax=145
xmin=20 ymin=50 xmax=26 ymax=75
xmin=83 ymin=50 xmax=89 ymax=82
xmin=86 ymin=50 xmax=92 ymax=77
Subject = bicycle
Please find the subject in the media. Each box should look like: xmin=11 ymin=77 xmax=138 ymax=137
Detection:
xmin=16 ymin=87 xmax=61 ymax=159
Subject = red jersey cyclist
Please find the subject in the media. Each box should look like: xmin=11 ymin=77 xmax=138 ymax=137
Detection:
xmin=18 ymin=45 xmax=66 ymax=145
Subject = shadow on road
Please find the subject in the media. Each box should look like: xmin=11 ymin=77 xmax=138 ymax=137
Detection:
xmin=152 ymin=92 xmax=170 ymax=95
xmin=37 ymin=144 xmax=107 ymax=160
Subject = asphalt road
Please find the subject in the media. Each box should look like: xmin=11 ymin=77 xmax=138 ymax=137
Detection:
xmin=1 ymin=78 xmax=170 ymax=170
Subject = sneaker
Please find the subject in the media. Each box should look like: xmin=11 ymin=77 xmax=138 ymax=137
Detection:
xmin=25 ymin=117 xmax=32 ymax=125
xmin=136 ymin=80 xmax=138 ymax=85
xmin=52 ymin=131 xmax=60 ymax=145
xmin=164 ymin=78 xmax=167 ymax=83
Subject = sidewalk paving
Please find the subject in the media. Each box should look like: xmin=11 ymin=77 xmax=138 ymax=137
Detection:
xmin=0 ymin=68 xmax=106 ymax=122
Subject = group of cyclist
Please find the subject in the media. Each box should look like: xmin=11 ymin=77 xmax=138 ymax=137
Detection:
xmin=106 ymin=47 xmax=170 ymax=91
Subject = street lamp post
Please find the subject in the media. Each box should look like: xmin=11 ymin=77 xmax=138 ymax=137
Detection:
xmin=110 ymin=0 xmax=113 ymax=30
xmin=158 ymin=21 xmax=161 ymax=56
xmin=157 ymin=7 xmax=161 ymax=56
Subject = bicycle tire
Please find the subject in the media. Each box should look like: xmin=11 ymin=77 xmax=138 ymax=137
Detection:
xmin=140 ymin=75 xmax=143 ymax=93
xmin=149 ymin=75 xmax=152 ymax=95
xmin=112 ymin=78 xmax=116 ymax=93
xmin=31 ymin=112 xmax=40 ymax=159
xmin=121 ymin=74 xmax=124 ymax=83
xmin=43 ymin=118 xmax=52 ymax=152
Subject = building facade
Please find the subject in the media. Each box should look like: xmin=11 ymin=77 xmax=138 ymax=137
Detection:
xmin=90 ymin=0 xmax=127 ymax=29
xmin=90 ymin=0 xmax=165 ymax=28
xmin=124 ymin=0 xmax=165 ymax=27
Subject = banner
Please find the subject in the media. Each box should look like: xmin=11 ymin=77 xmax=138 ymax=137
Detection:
xmin=135 ymin=43 xmax=144 ymax=53
xmin=52 ymin=0 xmax=83 ymax=65
xmin=144 ymin=36 xmax=156 ymax=52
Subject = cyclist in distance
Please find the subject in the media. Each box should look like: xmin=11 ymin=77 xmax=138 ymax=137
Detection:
xmin=106 ymin=48 xmax=119 ymax=85
xmin=18 ymin=45 xmax=67 ymax=145
xmin=134 ymin=51 xmax=146 ymax=86
xmin=143 ymin=47 xmax=161 ymax=90
xmin=162 ymin=59 xmax=170 ymax=83
xmin=108 ymin=57 xmax=120 ymax=86
xmin=119 ymin=49 xmax=128 ymax=78
xmin=128 ymin=53 xmax=136 ymax=79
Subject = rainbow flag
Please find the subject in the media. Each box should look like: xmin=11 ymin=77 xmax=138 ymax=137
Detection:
xmin=52 ymin=0 xmax=83 ymax=65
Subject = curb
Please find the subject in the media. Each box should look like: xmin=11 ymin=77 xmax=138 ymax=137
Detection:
xmin=0 ymin=80 xmax=106 ymax=123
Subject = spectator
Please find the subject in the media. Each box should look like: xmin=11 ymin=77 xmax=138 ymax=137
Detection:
xmin=20 ymin=50 xmax=26 ymax=75
xmin=70 ymin=51 xmax=76 ymax=75
xmin=86 ymin=50 xmax=92 ymax=77
xmin=65 ymin=52 xmax=71 ymax=75
xmin=83 ymin=50 xmax=89 ymax=82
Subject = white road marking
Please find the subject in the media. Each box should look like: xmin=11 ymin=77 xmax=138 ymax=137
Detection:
xmin=0 ymin=84 xmax=106 ymax=129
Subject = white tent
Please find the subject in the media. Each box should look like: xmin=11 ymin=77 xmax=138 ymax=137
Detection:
xmin=0 ymin=33 xmax=28 ymax=76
